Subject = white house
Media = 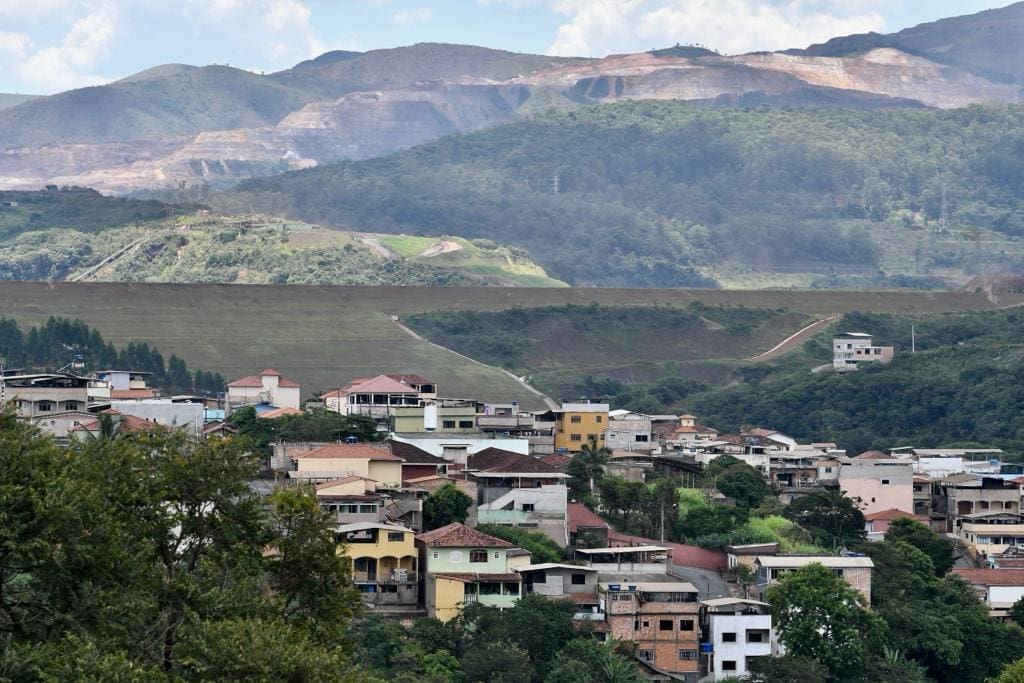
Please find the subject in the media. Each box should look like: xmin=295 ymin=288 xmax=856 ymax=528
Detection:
xmin=227 ymin=368 xmax=301 ymax=410
xmin=833 ymin=332 xmax=894 ymax=372
xmin=701 ymin=598 xmax=775 ymax=680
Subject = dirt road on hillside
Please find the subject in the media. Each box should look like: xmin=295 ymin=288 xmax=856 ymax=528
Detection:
xmin=746 ymin=314 xmax=839 ymax=362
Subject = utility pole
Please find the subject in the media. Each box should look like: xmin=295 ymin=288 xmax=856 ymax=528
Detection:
xmin=551 ymin=173 xmax=560 ymax=195
xmin=911 ymin=325 xmax=916 ymax=353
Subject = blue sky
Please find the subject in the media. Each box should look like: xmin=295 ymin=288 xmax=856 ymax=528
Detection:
xmin=0 ymin=0 xmax=1007 ymax=94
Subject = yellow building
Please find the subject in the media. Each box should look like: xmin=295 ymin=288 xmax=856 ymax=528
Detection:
xmin=554 ymin=402 xmax=610 ymax=453
xmin=337 ymin=522 xmax=419 ymax=605
xmin=292 ymin=443 xmax=403 ymax=487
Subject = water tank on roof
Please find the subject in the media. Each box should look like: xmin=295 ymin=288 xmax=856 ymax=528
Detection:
xmin=345 ymin=436 xmax=358 ymax=444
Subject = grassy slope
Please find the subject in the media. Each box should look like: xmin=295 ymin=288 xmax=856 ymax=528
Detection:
xmin=0 ymin=282 xmax=1012 ymax=409
xmin=0 ymin=94 xmax=37 ymax=112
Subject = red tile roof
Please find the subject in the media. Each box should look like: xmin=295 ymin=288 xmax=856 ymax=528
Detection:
xmin=952 ymin=569 xmax=1024 ymax=586
xmin=295 ymin=444 xmax=401 ymax=461
xmin=388 ymin=440 xmax=448 ymax=465
xmin=416 ymin=522 xmax=513 ymax=548
xmin=864 ymin=508 xmax=925 ymax=522
xmin=540 ymin=454 xmax=573 ymax=470
xmin=433 ymin=572 xmax=521 ymax=582
xmin=568 ymin=502 xmax=610 ymax=533
xmin=227 ymin=368 xmax=300 ymax=388
xmin=855 ymin=450 xmax=892 ymax=460
xmin=606 ymin=530 xmax=728 ymax=571
xmin=469 ymin=448 xmax=564 ymax=474
xmin=346 ymin=374 xmax=420 ymax=394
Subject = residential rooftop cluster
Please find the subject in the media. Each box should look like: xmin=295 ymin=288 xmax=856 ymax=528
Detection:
xmin=4 ymin=358 xmax=1022 ymax=681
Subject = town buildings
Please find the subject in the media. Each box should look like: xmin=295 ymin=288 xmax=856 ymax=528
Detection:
xmin=837 ymin=451 xmax=914 ymax=516
xmin=701 ymin=598 xmax=774 ymax=680
xmin=337 ymin=522 xmax=419 ymax=607
xmin=753 ymin=555 xmax=875 ymax=604
xmin=553 ymin=401 xmax=609 ymax=453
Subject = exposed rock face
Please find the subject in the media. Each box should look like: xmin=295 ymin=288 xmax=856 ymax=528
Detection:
xmin=2 ymin=6 xmax=1023 ymax=193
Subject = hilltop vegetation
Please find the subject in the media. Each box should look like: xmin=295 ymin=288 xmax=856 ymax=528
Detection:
xmin=217 ymin=102 xmax=1024 ymax=287
xmin=0 ymin=196 xmax=564 ymax=286
xmin=689 ymin=307 xmax=1024 ymax=453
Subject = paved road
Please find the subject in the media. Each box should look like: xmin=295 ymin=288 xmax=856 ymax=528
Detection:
xmin=670 ymin=565 xmax=730 ymax=600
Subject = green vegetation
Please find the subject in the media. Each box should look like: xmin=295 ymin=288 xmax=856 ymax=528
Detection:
xmin=0 ymin=409 xmax=360 ymax=679
xmin=476 ymin=524 xmax=566 ymax=564
xmin=0 ymin=316 xmax=223 ymax=394
xmin=423 ymin=484 xmax=473 ymax=530
xmin=350 ymin=595 xmax=642 ymax=683
xmin=690 ymin=307 xmax=1024 ymax=452
xmin=0 ymin=187 xmax=177 ymax=239
xmin=406 ymin=302 xmax=808 ymax=402
xmin=0 ymin=207 xmax=564 ymax=286
xmin=227 ymin=405 xmax=379 ymax=449
xmin=218 ymin=102 xmax=1024 ymax=286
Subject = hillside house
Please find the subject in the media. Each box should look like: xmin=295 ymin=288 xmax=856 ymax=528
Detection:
xmin=416 ymin=523 xmax=522 ymax=622
xmin=602 ymin=581 xmax=701 ymax=681
xmin=388 ymin=440 xmax=451 ymax=483
xmin=391 ymin=400 xmax=479 ymax=433
xmin=568 ymin=502 xmax=611 ymax=548
xmin=753 ymin=556 xmax=874 ymax=603
xmin=933 ymin=474 xmax=1019 ymax=532
xmin=605 ymin=410 xmax=654 ymax=452
xmin=337 ymin=522 xmax=419 ymax=606
xmin=466 ymin=447 xmax=571 ymax=546
xmin=516 ymin=564 xmax=602 ymax=621
xmin=833 ymin=332 xmax=894 ymax=372
xmin=701 ymin=598 xmax=775 ymax=681
xmin=321 ymin=374 xmax=432 ymax=419
xmin=0 ymin=373 xmax=89 ymax=419
xmin=951 ymin=569 xmax=1024 ymax=620
xmin=88 ymin=370 xmax=158 ymax=401
xmin=227 ymin=368 xmax=301 ymax=410
xmin=290 ymin=443 xmax=404 ymax=487
xmin=864 ymin=508 xmax=928 ymax=540
xmin=553 ymin=401 xmax=609 ymax=453
xmin=960 ymin=512 xmax=1024 ymax=556
xmin=838 ymin=451 xmax=914 ymax=516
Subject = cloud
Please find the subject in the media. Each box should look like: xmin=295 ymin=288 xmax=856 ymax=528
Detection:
xmin=495 ymin=0 xmax=887 ymax=56
xmin=1 ymin=1 xmax=118 ymax=92
xmin=393 ymin=7 xmax=432 ymax=25
xmin=0 ymin=0 xmax=76 ymax=23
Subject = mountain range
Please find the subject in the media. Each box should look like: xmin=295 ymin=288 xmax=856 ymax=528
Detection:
xmin=2 ymin=3 xmax=1024 ymax=193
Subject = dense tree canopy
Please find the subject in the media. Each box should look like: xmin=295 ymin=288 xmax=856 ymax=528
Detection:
xmin=423 ymin=484 xmax=473 ymax=530
xmin=782 ymin=490 xmax=866 ymax=549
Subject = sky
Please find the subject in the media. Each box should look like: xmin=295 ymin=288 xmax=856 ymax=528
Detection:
xmin=0 ymin=0 xmax=1008 ymax=94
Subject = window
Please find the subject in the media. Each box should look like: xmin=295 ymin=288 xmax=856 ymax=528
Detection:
xmin=642 ymin=620 xmax=650 ymax=628
xmin=747 ymin=631 xmax=764 ymax=643
xmin=596 ymin=415 xmax=603 ymax=423
xmin=449 ymin=550 xmax=463 ymax=563
xmin=635 ymin=434 xmax=649 ymax=442
xmin=659 ymin=619 xmax=674 ymax=631
xmin=37 ymin=401 xmax=52 ymax=412
xmin=722 ymin=661 xmax=737 ymax=671
xmin=532 ymin=570 xmax=547 ymax=582
xmin=459 ymin=420 xmax=474 ymax=428
xmin=570 ymin=434 xmax=582 ymax=442
xmin=571 ymin=573 xmax=587 ymax=585
xmin=479 ymin=582 xmax=501 ymax=595
xmin=679 ymin=619 xmax=694 ymax=631
xmin=358 ymin=504 xmax=377 ymax=514
xmin=588 ymin=434 xmax=598 ymax=442
xmin=881 ymin=479 xmax=891 ymax=486
xmin=522 ymin=503 xmax=535 ymax=512
xmin=442 ymin=420 xmax=456 ymax=429
xmin=570 ymin=415 xmax=582 ymax=424
xmin=639 ymin=650 xmax=653 ymax=662
xmin=722 ymin=632 xmax=736 ymax=643
xmin=494 ymin=551 xmax=500 ymax=559
xmin=678 ymin=650 xmax=697 ymax=661
xmin=634 ymin=620 xmax=640 ymax=631
xmin=432 ymin=551 xmax=439 ymax=559
xmin=470 ymin=550 xmax=488 ymax=563
xmin=387 ymin=532 xmax=404 ymax=542
xmin=64 ymin=401 xmax=80 ymax=411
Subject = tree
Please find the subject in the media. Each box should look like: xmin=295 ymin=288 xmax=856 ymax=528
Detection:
xmin=477 ymin=524 xmax=565 ymax=564
xmin=782 ymin=489 xmax=866 ymax=548
xmin=765 ymin=562 xmax=884 ymax=679
xmin=1011 ymin=596 xmax=1024 ymax=628
xmin=885 ymin=517 xmax=954 ymax=576
xmin=993 ymin=657 xmax=1024 ymax=683
xmin=715 ymin=463 xmax=772 ymax=508
xmin=423 ymin=484 xmax=473 ymax=530
xmin=747 ymin=654 xmax=828 ymax=683
xmin=462 ymin=641 xmax=534 ymax=683
xmin=546 ymin=639 xmax=645 ymax=683
xmin=568 ymin=441 xmax=610 ymax=497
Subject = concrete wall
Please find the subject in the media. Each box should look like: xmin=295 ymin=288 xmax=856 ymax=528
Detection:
xmin=112 ymin=400 xmax=203 ymax=436
xmin=524 ymin=568 xmax=597 ymax=597
xmin=707 ymin=612 xmax=773 ymax=680
xmin=424 ymin=547 xmax=508 ymax=573
xmin=477 ymin=485 xmax=568 ymax=546
xmin=839 ymin=462 xmax=913 ymax=516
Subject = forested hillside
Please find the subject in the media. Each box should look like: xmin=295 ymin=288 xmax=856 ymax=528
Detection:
xmin=217 ymin=102 xmax=1024 ymax=287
